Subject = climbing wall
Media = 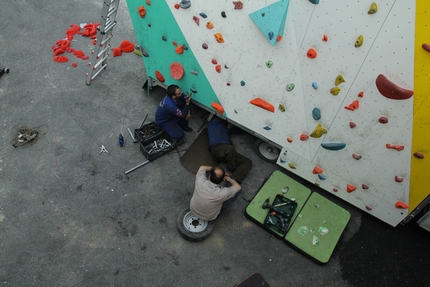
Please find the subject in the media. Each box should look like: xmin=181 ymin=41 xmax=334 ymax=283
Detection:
xmin=126 ymin=0 xmax=430 ymax=226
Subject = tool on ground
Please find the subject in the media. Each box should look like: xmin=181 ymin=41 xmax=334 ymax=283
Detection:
xmin=86 ymin=0 xmax=120 ymax=85
xmin=99 ymin=145 xmax=109 ymax=155
xmin=262 ymin=198 xmax=289 ymax=217
xmin=140 ymin=113 xmax=148 ymax=128
xmin=127 ymin=127 xmax=138 ymax=143
xmin=10 ymin=124 xmax=49 ymax=148
xmin=0 ymin=68 xmax=10 ymax=79
xmin=118 ymin=133 xmax=125 ymax=147
xmin=125 ymin=160 xmax=149 ymax=174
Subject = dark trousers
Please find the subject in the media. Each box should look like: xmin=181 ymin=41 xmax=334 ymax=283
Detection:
xmin=160 ymin=117 xmax=187 ymax=140
xmin=211 ymin=144 xmax=252 ymax=183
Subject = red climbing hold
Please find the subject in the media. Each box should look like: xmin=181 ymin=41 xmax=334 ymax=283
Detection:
xmin=53 ymin=55 xmax=68 ymax=63
xmin=193 ymin=16 xmax=200 ymax=26
xmin=307 ymin=48 xmax=317 ymax=58
xmin=422 ymin=43 xmax=430 ymax=52
xmin=413 ymin=152 xmax=424 ymax=159
xmin=312 ymin=166 xmax=323 ymax=174
xmin=170 ymin=62 xmax=184 ymax=80
xmin=113 ymin=47 xmax=122 ymax=57
xmin=276 ymin=35 xmax=282 ymax=42
xmin=333 ymin=187 xmax=338 ymax=192
xmin=211 ymin=59 xmax=218 ymax=65
xmin=395 ymin=201 xmax=409 ymax=209
xmin=322 ymin=34 xmax=328 ymax=42
xmin=300 ymin=134 xmax=308 ymax=141
xmin=120 ymin=40 xmax=135 ymax=53
xmin=358 ymin=91 xmax=364 ymax=98
xmin=344 ymin=100 xmax=359 ymax=111
xmin=211 ymin=102 xmax=225 ymax=114
xmin=215 ymin=65 xmax=221 ymax=73
xmin=138 ymin=6 xmax=146 ymax=18
xmin=375 ymin=74 xmax=414 ymax=100
xmin=249 ymin=98 xmax=275 ymax=113
xmin=362 ymin=184 xmax=369 ymax=189
xmin=155 ymin=70 xmax=165 ymax=82
xmin=349 ymin=122 xmax=356 ymax=128
xmin=395 ymin=175 xmax=404 ymax=183
xmin=379 ymin=116 xmax=388 ymax=124
xmin=386 ymin=144 xmax=404 ymax=151
xmin=346 ymin=184 xmax=356 ymax=193
xmin=175 ymin=45 xmax=184 ymax=54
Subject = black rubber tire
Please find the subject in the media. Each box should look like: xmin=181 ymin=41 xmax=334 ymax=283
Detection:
xmin=254 ymin=139 xmax=280 ymax=164
xmin=177 ymin=208 xmax=215 ymax=242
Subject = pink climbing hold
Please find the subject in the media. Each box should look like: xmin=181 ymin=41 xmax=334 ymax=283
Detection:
xmin=395 ymin=175 xmax=404 ymax=183
xmin=413 ymin=152 xmax=424 ymax=159
xmin=352 ymin=154 xmax=362 ymax=160
xmin=193 ymin=16 xmax=200 ymax=26
xmin=362 ymin=184 xmax=369 ymax=189
xmin=349 ymin=122 xmax=356 ymax=128
xmin=379 ymin=116 xmax=388 ymax=124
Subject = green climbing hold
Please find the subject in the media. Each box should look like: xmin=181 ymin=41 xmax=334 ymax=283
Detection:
xmin=286 ymin=83 xmax=295 ymax=91
xmin=266 ymin=61 xmax=273 ymax=68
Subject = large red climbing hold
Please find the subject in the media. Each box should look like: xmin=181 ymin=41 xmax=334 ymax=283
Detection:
xmin=249 ymin=98 xmax=274 ymax=113
xmin=120 ymin=40 xmax=135 ymax=53
xmin=170 ymin=62 xmax=184 ymax=80
xmin=312 ymin=166 xmax=323 ymax=174
xmin=307 ymin=48 xmax=317 ymax=58
xmin=155 ymin=70 xmax=165 ymax=82
xmin=375 ymin=74 xmax=414 ymax=100
xmin=211 ymin=102 xmax=225 ymax=114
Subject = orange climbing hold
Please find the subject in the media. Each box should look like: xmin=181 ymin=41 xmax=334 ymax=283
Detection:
xmin=300 ymin=134 xmax=308 ymax=141
xmin=276 ymin=35 xmax=282 ymax=42
xmin=138 ymin=6 xmax=146 ymax=18
xmin=312 ymin=166 xmax=323 ymax=174
xmin=215 ymin=65 xmax=221 ymax=73
xmin=287 ymin=137 xmax=293 ymax=143
xmin=395 ymin=201 xmax=409 ymax=209
xmin=358 ymin=91 xmax=364 ymax=98
xmin=249 ymin=98 xmax=274 ymax=113
xmin=155 ymin=70 xmax=165 ymax=82
xmin=346 ymin=184 xmax=356 ymax=193
xmin=211 ymin=102 xmax=225 ymax=114
xmin=146 ymin=0 xmax=151 ymax=5
xmin=174 ymin=3 xmax=180 ymax=9
xmin=344 ymin=100 xmax=359 ymax=111
xmin=214 ymin=33 xmax=225 ymax=43
xmin=307 ymin=48 xmax=317 ymax=58
xmin=322 ymin=34 xmax=328 ymax=42
xmin=386 ymin=144 xmax=404 ymax=151
xmin=175 ymin=45 xmax=184 ymax=54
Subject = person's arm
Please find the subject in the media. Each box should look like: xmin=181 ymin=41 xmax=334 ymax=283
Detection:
xmin=199 ymin=165 xmax=213 ymax=172
xmin=180 ymin=93 xmax=192 ymax=119
xmin=224 ymin=174 xmax=241 ymax=192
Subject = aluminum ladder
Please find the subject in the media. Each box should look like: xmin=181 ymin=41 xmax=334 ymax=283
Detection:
xmin=86 ymin=0 xmax=120 ymax=85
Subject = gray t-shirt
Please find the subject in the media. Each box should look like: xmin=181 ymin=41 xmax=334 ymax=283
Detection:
xmin=190 ymin=167 xmax=239 ymax=221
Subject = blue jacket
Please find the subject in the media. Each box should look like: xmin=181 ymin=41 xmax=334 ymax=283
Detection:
xmin=207 ymin=117 xmax=231 ymax=147
xmin=155 ymin=94 xmax=190 ymax=126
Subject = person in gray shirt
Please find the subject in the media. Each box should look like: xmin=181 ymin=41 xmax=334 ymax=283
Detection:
xmin=190 ymin=165 xmax=241 ymax=221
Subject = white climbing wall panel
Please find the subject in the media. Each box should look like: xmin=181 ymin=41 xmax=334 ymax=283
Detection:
xmin=133 ymin=0 xmax=422 ymax=226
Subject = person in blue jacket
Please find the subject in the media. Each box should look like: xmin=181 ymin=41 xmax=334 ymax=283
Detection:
xmin=155 ymin=84 xmax=193 ymax=144
xmin=207 ymin=117 xmax=252 ymax=183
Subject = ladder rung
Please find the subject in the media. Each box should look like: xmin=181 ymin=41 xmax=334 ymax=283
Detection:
xmin=103 ymin=21 xmax=116 ymax=34
xmin=107 ymin=7 xmax=117 ymax=18
xmin=94 ymin=55 xmax=109 ymax=69
xmin=97 ymin=45 xmax=111 ymax=58
xmin=101 ymin=34 xmax=113 ymax=46
xmin=91 ymin=63 xmax=108 ymax=80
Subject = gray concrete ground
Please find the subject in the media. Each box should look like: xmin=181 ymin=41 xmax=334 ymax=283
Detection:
xmin=1 ymin=1 xmax=429 ymax=287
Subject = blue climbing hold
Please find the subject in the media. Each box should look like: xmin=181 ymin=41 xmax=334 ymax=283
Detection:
xmin=318 ymin=174 xmax=326 ymax=180
xmin=312 ymin=82 xmax=318 ymax=89
xmin=263 ymin=125 xmax=272 ymax=130
xmin=279 ymin=157 xmax=286 ymax=163
xmin=312 ymin=107 xmax=321 ymax=120
xmin=309 ymin=0 xmax=320 ymax=4
xmin=321 ymin=142 xmax=346 ymax=151
xmin=240 ymin=80 xmax=246 ymax=86
xmin=268 ymin=31 xmax=274 ymax=40
xmin=199 ymin=12 xmax=207 ymax=18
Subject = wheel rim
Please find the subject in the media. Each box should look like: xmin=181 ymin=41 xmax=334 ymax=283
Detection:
xmin=182 ymin=211 xmax=208 ymax=233
xmin=258 ymin=142 xmax=279 ymax=161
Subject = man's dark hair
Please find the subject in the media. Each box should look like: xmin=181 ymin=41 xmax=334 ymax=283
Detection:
xmin=167 ymin=84 xmax=180 ymax=97
xmin=209 ymin=167 xmax=225 ymax=184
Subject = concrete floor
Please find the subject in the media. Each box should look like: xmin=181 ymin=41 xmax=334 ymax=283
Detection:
xmin=1 ymin=1 xmax=429 ymax=286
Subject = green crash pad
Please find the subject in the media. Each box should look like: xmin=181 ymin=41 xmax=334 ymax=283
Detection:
xmin=245 ymin=170 xmax=350 ymax=264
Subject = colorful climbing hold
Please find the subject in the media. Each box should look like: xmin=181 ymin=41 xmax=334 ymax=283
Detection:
xmin=279 ymin=157 xmax=286 ymax=163
xmin=330 ymin=87 xmax=340 ymax=95
xmin=395 ymin=175 xmax=404 ymax=183
xmin=286 ymin=83 xmax=295 ymax=91
xmin=202 ymin=43 xmax=208 ymax=49
xmin=321 ymin=142 xmax=346 ymax=151
xmin=224 ymin=64 xmax=230 ymax=69
xmin=312 ymin=166 xmax=323 ymax=174
xmin=287 ymin=137 xmax=293 ymax=143
xmin=233 ymin=1 xmax=243 ymax=9
xmin=138 ymin=6 xmax=146 ymax=18
xmin=358 ymin=91 xmax=364 ymax=98
xmin=206 ymin=22 xmax=214 ymax=29
xmin=172 ymin=41 xmax=178 ymax=47
xmin=375 ymin=74 xmax=414 ymax=100
xmin=211 ymin=102 xmax=225 ymax=114
xmin=175 ymin=45 xmax=184 ymax=54
xmin=180 ymin=0 xmax=191 ymax=9
xmin=276 ymin=35 xmax=282 ymax=42
xmin=268 ymin=31 xmax=274 ymax=40
xmin=395 ymin=201 xmax=409 ymax=209
xmin=413 ymin=152 xmax=424 ymax=159
xmin=307 ymin=48 xmax=317 ymax=58
xmin=288 ymin=163 xmax=296 ymax=169
xmin=318 ymin=174 xmax=326 ymax=180
xmin=379 ymin=116 xmax=388 ymax=124
xmin=352 ymin=153 xmax=362 ymax=160
xmin=322 ymin=34 xmax=328 ymax=42
xmin=199 ymin=12 xmax=207 ymax=18
xmin=309 ymin=0 xmax=320 ymax=4
xmin=333 ymin=187 xmax=338 ymax=192
xmin=250 ymin=98 xmax=275 ymax=113
xmin=386 ymin=144 xmax=404 ymax=151
xmin=174 ymin=3 xmax=180 ymax=9
xmin=300 ymin=134 xmax=309 ymax=141
xmin=312 ymin=107 xmax=321 ymax=120
xmin=215 ymin=65 xmax=221 ymax=73
xmin=310 ymin=124 xmax=328 ymax=138
xmin=221 ymin=11 xmax=226 ymax=18
xmin=240 ymin=80 xmax=246 ymax=86
xmin=278 ymin=104 xmax=286 ymax=112
xmin=155 ymin=70 xmax=165 ymax=82
xmin=422 ymin=43 xmax=430 ymax=52
xmin=234 ymin=109 xmax=238 ymax=114
xmin=191 ymin=70 xmax=198 ymax=75
xmin=349 ymin=122 xmax=356 ymax=128
xmin=214 ymin=33 xmax=224 ymax=43
xmin=366 ymin=205 xmax=372 ymax=211
xmin=266 ymin=61 xmax=273 ymax=68
xmin=355 ymin=35 xmax=364 ymax=48
xmin=263 ymin=126 xmax=272 ymax=131
xmin=362 ymin=184 xmax=369 ymax=189
xmin=335 ymin=74 xmax=345 ymax=86
xmin=345 ymin=100 xmax=359 ymax=111
xmin=162 ymin=36 xmax=167 ymax=41
xmin=193 ymin=16 xmax=200 ymax=26
xmin=170 ymin=62 xmax=184 ymax=80
xmin=190 ymin=88 xmax=198 ymax=93
xmin=211 ymin=59 xmax=218 ymax=64
xmin=368 ymin=2 xmax=378 ymax=14
xmin=312 ymin=82 xmax=318 ymax=89
xmin=346 ymin=184 xmax=356 ymax=193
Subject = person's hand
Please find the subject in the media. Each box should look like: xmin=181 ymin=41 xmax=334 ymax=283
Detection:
xmin=185 ymin=111 xmax=191 ymax=120
xmin=185 ymin=93 xmax=192 ymax=104
xmin=223 ymin=173 xmax=231 ymax=181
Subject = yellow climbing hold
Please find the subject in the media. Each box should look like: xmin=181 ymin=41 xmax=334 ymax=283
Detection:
xmin=288 ymin=163 xmax=296 ymax=169
xmin=368 ymin=2 xmax=378 ymax=14
xmin=335 ymin=74 xmax=345 ymax=86
xmin=355 ymin=35 xmax=364 ymax=48
xmin=330 ymin=87 xmax=340 ymax=95
xmin=310 ymin=123 xmax=328 ymax=138
xmin=278 ymin=104 xmax=286 ymax=112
